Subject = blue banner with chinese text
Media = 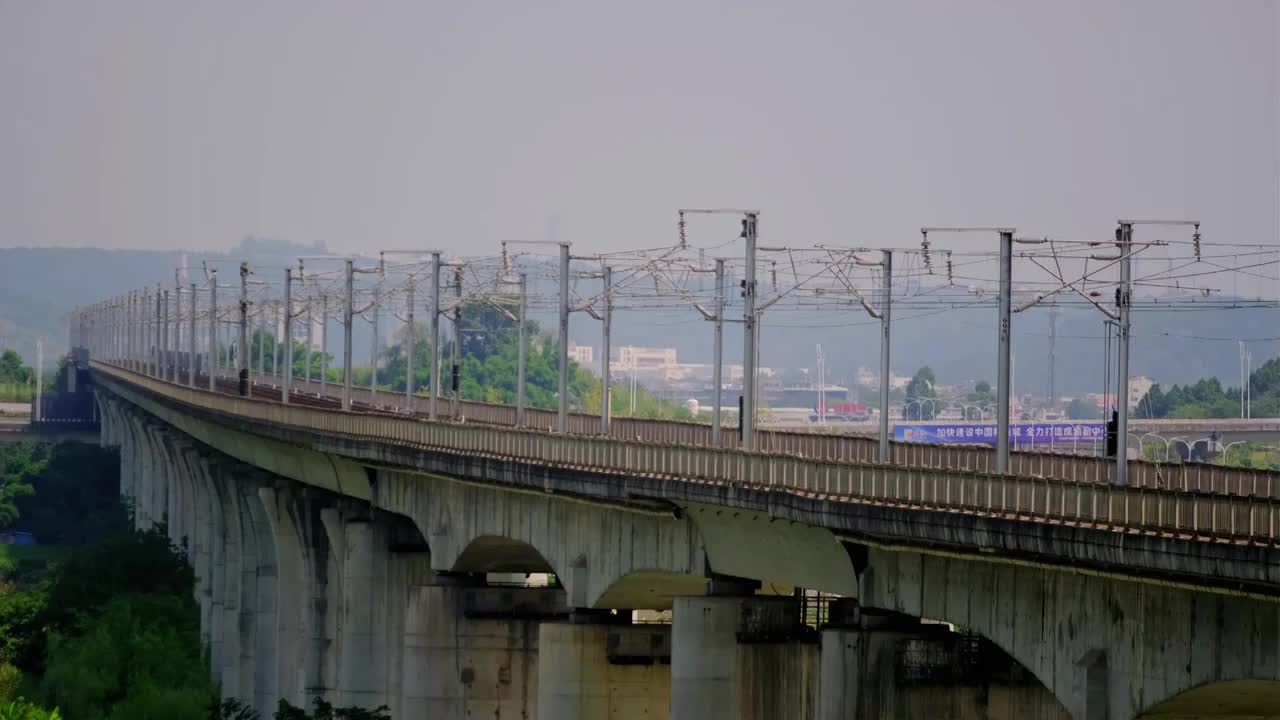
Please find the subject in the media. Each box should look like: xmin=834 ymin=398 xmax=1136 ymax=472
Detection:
xmin=894 ymin=422 xmax=1105 ymax=445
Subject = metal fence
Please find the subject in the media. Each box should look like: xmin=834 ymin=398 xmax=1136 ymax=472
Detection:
xmin=246 ymin=371 xmax=1280 ymax=497
xmin=95 ymin=362 xmax=1280 ymax=547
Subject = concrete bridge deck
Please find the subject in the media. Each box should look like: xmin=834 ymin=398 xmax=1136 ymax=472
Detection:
xmin=90 ymin=360 xmax=1280 ymax=720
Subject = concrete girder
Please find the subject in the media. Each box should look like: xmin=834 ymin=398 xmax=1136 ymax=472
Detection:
xmin=376 ymin=468 xmax=707 ymax=610
xmin=676 ymin=501 xmax=859 ymax=598
xmin=858 ymin=546 xmax=1280 ymax=720
xmin=102 ymin=380 xmax=370 ymax=500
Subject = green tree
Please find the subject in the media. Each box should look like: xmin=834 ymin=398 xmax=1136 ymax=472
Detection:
xmin=904 ymin=367 xmax=938 ymax=420
xmin=14 ymin=445 xmax=125 ymax=546
xmin=0 ymin=698 xmax=59 ymax=720
xmin=1066 ymin=397 xmax=1101 ymax=420
xmin=0 ymin=446 xmax=42 ymax=530
xmin=0 ymin=351 xmax=32 ymax=386
xmin=38 ymin=595 xmax=212 ymax=720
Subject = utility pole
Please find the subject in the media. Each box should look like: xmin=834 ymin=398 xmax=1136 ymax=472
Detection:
xmin=741 ymin=213 xmax=759 ymax=449
xmin=1240 ymin=341 xmax=1246 ymax=419
xmin=711 ymin=258 xmax=725 ymax=446
xmin=34 ymin=338 xmax=42 ymax=421
xmin=162 ymin=289 xmax=171 ymax=380
xmin=1116 ymin=222 xmax=1133 ymax=485
xmin=208 ymin=272 xmax=217 ymax=392
xmin=451 ymin=264 xmax=462 ymax=418
xmin=996 ymin=231 xmax=1013 ymax=474
xmin=271 ymin=302 xmax=278 ymax=379
xmin=371 ymin=255 xmax=383 ymax=403
xmin=256 ymin=293 xmax=266 ymax=380
xmin=174 ymin=271 xmax=183 ymax=382
xmin=153 ymin=286 xmax=161 ymax=378
xmin=303 ymin=265 xmax=312 ymax=386
xmin=516 ymin=272 xmax=528 ymax=428
xmin=600 ymin=265 xmax=612 ymax=434
xmin=429 ymin=252 xmax=442 ymax=421
xmin=404 ymin=277 xmax=416 ymax=410
xmin=188 ymin=283 xmax=197 ymax=387
xmin=283 ymin=268 xmax=293 ymax=405
xmin=320 ymin=295 xmax=329 ymax=394
xmin=557 ymin=242 xmax=571 ymax=433
xmin=342 ymin=259 xmax=354 ymax=411
xmin=879 ymin=250 xmax=892 ymax=463
xmin=238 ymin=262 xmax=250 ymax=397
xmin=1047 ymin=303 xmax=1058 ymax=405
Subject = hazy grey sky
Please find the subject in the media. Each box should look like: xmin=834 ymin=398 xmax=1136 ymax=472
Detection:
xmin=2 ymin=1 xmax=1277 ymax=266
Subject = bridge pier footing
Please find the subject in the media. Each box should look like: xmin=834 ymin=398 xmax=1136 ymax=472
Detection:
xmin=537 ymin=616 xmax=671 ymax=719
xmin=671 ymin=593 xmax=816 ymax=720
xmin=400 ymin=581 xmax=555 ymax=718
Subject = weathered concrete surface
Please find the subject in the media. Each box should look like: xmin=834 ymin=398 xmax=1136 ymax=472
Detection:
xmin=537 ymin=623 xmax=670 ymax=720
xmin=1139 ymin=679 xmax=1280 ymax=718
xmin=400 ymin=583 xmax=543 ymax=719
xmin=97 ymin=380 xmax=1280 ymax=720
xmin=672 ymin=596 xmax=741 ymax=720
xmin=377 ymin=468 xmax=709 ymax=609
xmin=100 ymin=371 xmax=1280 ymax=596
xmin=671 ymin=596 xmax=816 ymax=720
xmin=818 ymin=627 xmax=1070 ymax=720
xmin=860 ymin=546 xmax=1280 ymax=719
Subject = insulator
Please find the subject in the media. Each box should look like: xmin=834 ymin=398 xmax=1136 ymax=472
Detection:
xmin=678 ymin=212 xmax=687 ymax=248
xmin=920 ymin=231 xmax=933 ymax=273
xmin=771 ymin=261 xmax=778 ymax=291
xmin=501 ymin=242 xmax=511 ymax=274
xmin=946 ymin=251 xmax=954 ymax=285
xmin=1192 ymin=224 xmax=1201 ymax=262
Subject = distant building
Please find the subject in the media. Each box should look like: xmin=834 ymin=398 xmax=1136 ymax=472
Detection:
xmin=618 ymin=346 xmax=677 ymax=370
xmin=568 ymin=343 xmax=594 ymax=365
xmin=854 ymin=367 xmax=877 ymax=388
xmin=1128 ymin=376 xmax=1155 ymax=409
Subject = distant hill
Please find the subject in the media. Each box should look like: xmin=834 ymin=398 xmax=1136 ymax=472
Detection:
xmin=0 ymin=238 xmax=325 ymax=368
xmin=3 ymin=244 xmax=1274 ymax=393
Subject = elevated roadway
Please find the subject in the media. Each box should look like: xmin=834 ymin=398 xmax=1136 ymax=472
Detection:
xmin=86 ymin=357 xmax=1280 ymax=720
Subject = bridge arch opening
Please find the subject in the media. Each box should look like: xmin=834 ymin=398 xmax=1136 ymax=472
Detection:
xmin=1139 ymin=679 xmax=1280 ymax=719
xmin=451 ymin=534 xmax=556 ymax=575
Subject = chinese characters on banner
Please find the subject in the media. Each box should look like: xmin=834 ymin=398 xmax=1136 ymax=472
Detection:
xmin=894 ymin=423 xmax=1105 ymax=445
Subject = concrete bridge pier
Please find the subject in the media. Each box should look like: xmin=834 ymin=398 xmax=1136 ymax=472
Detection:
xmin=672 ymin=583 xmax=815 ymax=720
xmin=536 ymin=614 xmax=671 ymax=719
xmin=400 ymin=577 xmax=557 ymax=718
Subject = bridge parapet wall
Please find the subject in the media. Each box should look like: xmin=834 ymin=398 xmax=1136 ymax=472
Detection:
xmin=94 ymin=363 xmax=1280 ymax=551
xmin=251 ymin=370 xmax=1280 ymax=496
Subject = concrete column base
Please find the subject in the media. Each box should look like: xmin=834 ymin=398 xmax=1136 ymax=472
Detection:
xmin=537 ymin=623 xmax=671 ymax=720
xmin=401 ymin=584 xmax=546 ymax=719
xmin=672 ymin=595 xmax=815 ymax=720
xmin=671 ymin=596 xmax=743 ymax=720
